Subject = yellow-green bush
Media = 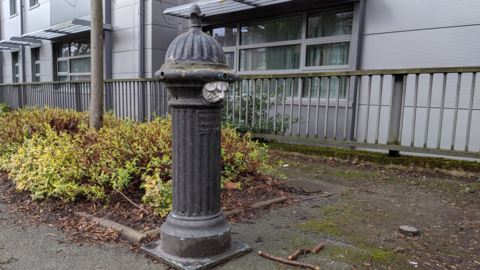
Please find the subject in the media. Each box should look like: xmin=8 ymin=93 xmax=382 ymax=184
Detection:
xmin=0 ymin=107 xmax=270 ymax=216
xmin=1 ymin=124 xmax=87 ymax=200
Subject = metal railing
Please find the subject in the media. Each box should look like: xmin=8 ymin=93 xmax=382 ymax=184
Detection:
xmin=231 ymin=66 xmax=480 ymax=159
xmin=0 ymin=79 xmax=171 ymax=121
xmin=1 ymin=66 xmax=479 ymax=159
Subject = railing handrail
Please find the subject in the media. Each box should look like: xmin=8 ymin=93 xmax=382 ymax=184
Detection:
xmin=0 ymin=78 xmax=159 ymax=86
xmin=240 ymin=66 xmax=480 ymax=79
xmin=1 ymin=66 xmax=479 ymax=86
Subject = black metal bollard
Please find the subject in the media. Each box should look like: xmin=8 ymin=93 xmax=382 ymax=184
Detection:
xmin=141 ymin=4 xmax=251 ymax=269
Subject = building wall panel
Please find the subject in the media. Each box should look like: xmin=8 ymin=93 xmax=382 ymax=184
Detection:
xmin=362 ymin=25 xmax=480 ymax=70
xmin=365 ymin=0 xmax=480 ymax=35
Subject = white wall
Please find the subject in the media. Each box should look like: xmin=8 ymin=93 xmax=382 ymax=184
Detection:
xmin=1 ymin=0 xmax=179 ymax=82
xmin=362 ymin=0 xmax=480 ymax=69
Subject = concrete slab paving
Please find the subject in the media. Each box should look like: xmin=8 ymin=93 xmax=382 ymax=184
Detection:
xmin=283 ymin=177 xmax=348 ymax=194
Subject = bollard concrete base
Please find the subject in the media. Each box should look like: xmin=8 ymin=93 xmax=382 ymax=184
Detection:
xmin=141 ymin=241 xmax=251 ymax=270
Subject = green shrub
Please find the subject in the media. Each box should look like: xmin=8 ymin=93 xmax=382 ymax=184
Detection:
xmin=2 ymin=124 xmax=88 ymax=200
xmin=0 ymin=103 xmax=10 ymax=117
xmin=0 ymin=107 xmax=271 ymax=216
xmin=222 ymin=82 xmax=299 ymax=135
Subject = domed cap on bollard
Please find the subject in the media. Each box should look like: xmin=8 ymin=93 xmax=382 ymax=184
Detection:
xmin=156 ymin=4 xmax=240 ymax=84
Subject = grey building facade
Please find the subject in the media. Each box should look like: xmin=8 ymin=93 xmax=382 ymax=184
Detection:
xmin=0 ymin=0 xmax=179 ymax=83
xmin=1 ymin=0 xmax=479 ymax=154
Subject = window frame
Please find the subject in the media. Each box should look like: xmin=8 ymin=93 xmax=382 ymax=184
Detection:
xmin=10 ymin=0 xmax=17 ymax=16
xmin=29 ymin=0 xmax=39 ymax=8
xmin=31 ymin=48 xmax=41 ymax=82
xmin=56 ymin=40 xmax=92 ymax=81
xmin=204 ymin=5 xmax=355 ymax=76
xmin=12 ymin=52 xmax=20 ymax=83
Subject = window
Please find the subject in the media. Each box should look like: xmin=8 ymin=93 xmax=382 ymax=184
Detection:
xmin=30 ymin=0 xmax=39 ymax=7
xmin=32 ymin=48 xmax=41 ymax=82
xmin=12 ymin=52 xmax=20 ymax=83
xmin=204 ymin=6 xmax=354 ymax=98
xmin=10 ymin=0 xmax=17 ymax=15
xmin=57 ymin=40 xmax=91 ymax=81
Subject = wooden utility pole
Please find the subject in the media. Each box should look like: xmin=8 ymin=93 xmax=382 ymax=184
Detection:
xmin=90 ymin=0 xmax=104 ymax=130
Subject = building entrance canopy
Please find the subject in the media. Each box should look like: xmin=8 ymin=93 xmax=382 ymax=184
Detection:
xmin=0 ymin=37 xmax=42 ymax=51
xmin=163 ymin=0 xmax=293 ymax=18
xmin=22 ymin=19 xmax=112 ymax=40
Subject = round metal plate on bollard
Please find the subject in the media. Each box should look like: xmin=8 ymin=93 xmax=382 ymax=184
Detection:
xmin=140 ymin=4 xmax=251 ymax=270
xmin=399 ymin=225 xmax=419 ymax=235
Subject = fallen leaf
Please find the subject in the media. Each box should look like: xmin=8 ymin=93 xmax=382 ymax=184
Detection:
xmin=224 ymin=182 xmax=239 ymax=190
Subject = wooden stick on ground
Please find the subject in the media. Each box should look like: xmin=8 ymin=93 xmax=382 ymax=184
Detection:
xmin=113 ymin=187 xmax=149 ymax=214
xmin=312 ymin=243 xmax=324 ymax=254
xmin=258 ymin=251 xmax=320 ymax=270
xmin=288 ymin=248 xmax=311 ymax=260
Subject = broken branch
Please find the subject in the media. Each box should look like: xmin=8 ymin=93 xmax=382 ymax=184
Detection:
xmin=312 ymin=243 xmax=324 ymax=254
xmin=288 ymin=248 xmax=311 ymax=260
xmin=258 ymin=251 xmax=320 ymax=270
xmin=113 ymin=187 xmax=149 ymax=214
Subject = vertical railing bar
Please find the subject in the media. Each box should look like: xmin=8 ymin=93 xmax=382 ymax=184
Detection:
xmin=65 ymin=83 xmax=69 ymax=110
xmin=232 ymin=82 xmax=236 ymax=126
xmin=130 ymin=81 xmax=134 ymax=120
xmin=288 ymin=78 xmax=294 ymax=136
xmin=386 ymin=76 xmax=395 ymax=144
xmin=375 ymin=75 xmax=384 ymax=144
xmin=165 ymin=82 xmax=169 ymax=116
xmin=364 ymin=75 xmax=372 ymax=143
xmin=238 ymin=81 xmax=242 ymax=123
xmin=252 ymin=80 xmax=257 ymax=129
xmin=135 ymin=82 xmax=139 ymax=121
xmin=423 ymin=73 xmax=434 ymax=148
xmin=50 ymin=83 xmax=54 ymax=109
xmin=60 ymin=83 xmax=64 ymax=109
xmin=323 ymin=76 xmax=331 ymax=139
xmin=437 ymin=73 xmax=447 ymax=149
xmin=297 ymin=78 xmax=303 ymax=137
xmin=451 ymin=73 xmax=462 ymax=150
xmin=398 ymin=75 xmax=408 ymax=146
xmin=410 ymin=74 xmax=419 ymax=147
xmin=281 ymin=78 xmax=286 ymax=135
xmin=333 ymin=76 xmax=341 ymax=140
xmin=259 ymin=79 xmax=264 ymax=133
xmin=265 ymin=79 xmax=271 ymax=134
xmin=465 ymin=72 xmax=476 ymax=152
xmin=245 ymin=80 xmax=249 ymax=125
xmin=314 ymin=77 xmax=321 ymax=139
xmin=68 ymin=83 xmax=72 ymax=110
xmin=343 ymin=76 xmax=351 ymax=141
xmin=353 ymin=76 xmax=361 ymax=142
xmin=123 ymin=81 xmax=127 ymax=119
xmin=273 ymin=79 xmax=278 ymax=134
xmin=305 ymin=77 xmax=312 ymax=138
xmin=226 ymin=82 xmax=229 ymax=119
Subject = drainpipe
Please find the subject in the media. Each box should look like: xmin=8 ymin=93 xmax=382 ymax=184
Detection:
xmin=139 ymin=0 xmax=144 ymax=78
xmin=20 ymin=0 xmax=26 ymax=83
xmin=104 ymin=0 xmax=113 ymax=111
xmin=105 ymin=0 xmax=112 ymax=80
xmin=138 ymin=0 xmax=146 ymax=121
xmin=19 ymin=0 xmax=26 ymax=108
xmin=0 ymin=15 xmax=3 ymax=84
xmin=349 ymin=0 xmax=366 ymax=143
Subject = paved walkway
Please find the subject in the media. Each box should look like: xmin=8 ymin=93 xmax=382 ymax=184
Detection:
xmin=0 ymin=192 xmax=346 ymax=270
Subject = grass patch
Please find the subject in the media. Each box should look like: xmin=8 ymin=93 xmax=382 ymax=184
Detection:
xmin=296 ymin=205 xmax=410 ymax=268
xmin=266 ymin=142 xmax=480 ymax=173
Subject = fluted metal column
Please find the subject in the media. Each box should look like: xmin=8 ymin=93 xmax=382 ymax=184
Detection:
xmin=141 ymin=5 xmax=250 ymax=269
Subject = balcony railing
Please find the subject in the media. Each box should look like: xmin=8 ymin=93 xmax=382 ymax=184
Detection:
xmin=1 ymin=66 xmax=479 ymax=159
